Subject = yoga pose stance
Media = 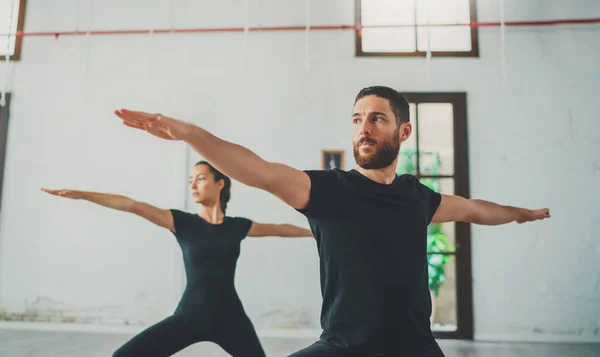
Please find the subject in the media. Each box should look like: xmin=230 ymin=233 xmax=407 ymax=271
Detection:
xmin=113 ymin=86 xmax=550 ymax=357
xmin=42 ymin=161 xmax=313 ymax=357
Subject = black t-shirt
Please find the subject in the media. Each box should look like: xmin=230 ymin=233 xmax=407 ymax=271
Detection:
xmin=169 ymin=209 xmax=252 ymax=316
xmin=297 ymin=169 xmax=442 ymax=352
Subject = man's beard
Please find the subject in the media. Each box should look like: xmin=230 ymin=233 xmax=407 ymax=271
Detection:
xmin=353 ymin=132 xmax=400 ymax=169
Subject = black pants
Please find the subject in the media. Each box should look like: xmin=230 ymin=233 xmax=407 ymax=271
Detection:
xmin=288 ymin=340 xmax=445 ymax=357
xmin=112 ymin=313 xmax=265 ymax=357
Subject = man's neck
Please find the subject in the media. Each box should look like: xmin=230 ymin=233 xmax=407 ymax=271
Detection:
xmin=355 ymin=163 xmax=398 ymax=185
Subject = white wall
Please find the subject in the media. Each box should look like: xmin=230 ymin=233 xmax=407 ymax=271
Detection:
xmin=0 ymin=0 xmax=599 ymax=342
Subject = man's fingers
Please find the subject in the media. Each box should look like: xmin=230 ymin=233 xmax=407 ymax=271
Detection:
xmin=114 ymin=109 xmax=176 ymax=141
xmin=114 ymin=111 xmax=141 ymax=125
xmin=121 ymin=119 xmax=174 ymax=140
xmin=515 ymin=208 xmax=550 ymax=224
xmin=115 ymin=111 xmax=149 ymax=126
xmin=122 ymin=120 xmax=146 ymax=130
xmin=114 ymin=110 xmax=153 ymax=126
xmin=537 ymin=208 xmax=550 ymax=219
xmin=116 ymin=109 xmax=159 ymax=120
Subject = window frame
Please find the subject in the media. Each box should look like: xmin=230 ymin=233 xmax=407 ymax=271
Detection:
xmin=402 ymin=92 xmax=473 ymax=339
xmin=1 ymin=0 xmax=27 ymax=60
xmin=0 ymin=92 xmax=10 ymax=215
xmin=355 ymin=0 xmax=479 ymax=58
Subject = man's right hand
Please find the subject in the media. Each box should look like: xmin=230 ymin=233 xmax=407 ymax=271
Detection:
xmin=114 ymin=109 xmax=195 ymax=141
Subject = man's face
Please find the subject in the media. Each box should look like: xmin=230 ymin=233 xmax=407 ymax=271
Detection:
xmin=351 ymin=95 xmax=412 ymax=169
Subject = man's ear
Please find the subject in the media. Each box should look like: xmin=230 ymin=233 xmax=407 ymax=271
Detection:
xmin=399 ymin=122 xmax=412 ymax=143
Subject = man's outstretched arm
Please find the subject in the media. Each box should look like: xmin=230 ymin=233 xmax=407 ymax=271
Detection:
xmin=114 ymin=109 xmax=311 ymax=210
xmin=184 ymin=126 xmax=311 ymax=209
xmin=431 ymin=194 xmax=550 ymax=225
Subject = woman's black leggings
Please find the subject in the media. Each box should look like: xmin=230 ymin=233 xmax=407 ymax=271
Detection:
xmin=112 ymin=313 xmax=265 ymax=357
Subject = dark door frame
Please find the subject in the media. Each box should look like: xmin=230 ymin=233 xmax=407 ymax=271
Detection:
xmin=402 ymin=92 xmax=473 ymax=340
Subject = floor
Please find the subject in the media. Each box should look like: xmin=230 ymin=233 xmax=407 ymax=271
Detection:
xmin=1 ymin=328 xmax=599 ymax=357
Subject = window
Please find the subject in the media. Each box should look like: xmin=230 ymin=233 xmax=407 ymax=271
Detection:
xmin=397 ymin=93 xmax=473 ymax=339
xmin=0 ymin=93 xmax=10 ymax=214
xmin=0 ymin=0 xmax=26 ymax=60
xmin=356 ymin=0 xmax=479 ymax=57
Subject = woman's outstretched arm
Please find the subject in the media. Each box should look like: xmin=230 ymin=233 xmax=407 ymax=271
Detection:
xmin=41 ymin=188 xmax=175 ymax=232
xmin=247 ymin=222 xmax=313 ymax=238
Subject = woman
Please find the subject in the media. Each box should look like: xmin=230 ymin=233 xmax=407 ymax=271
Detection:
xmin=41 ymin=161 xmax=313 ymax=357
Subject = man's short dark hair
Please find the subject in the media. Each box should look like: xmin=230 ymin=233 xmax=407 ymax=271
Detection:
xmin=354 ymin=86 xmax=410 ymax=126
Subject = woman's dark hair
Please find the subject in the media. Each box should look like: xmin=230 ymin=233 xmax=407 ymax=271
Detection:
xmin=196 ymin=161 xmax=231 ymax=214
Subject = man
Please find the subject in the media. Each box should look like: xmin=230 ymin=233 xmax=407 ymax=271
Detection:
xmin=114 ymin=86 xmax=550 ymax=356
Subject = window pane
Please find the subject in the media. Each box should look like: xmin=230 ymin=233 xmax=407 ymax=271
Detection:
xmin=421 ymin=178 xmax=455 ymax=251
xmin=417 ymin=103 xmax=454 ymax=176
xmin=429 ymin=254 xmax=457 ymax=331
xmin=0 ymin=0 xmax=21 ymax=56
xmin=361 ymin=0 xmax=416 ymax=26
xmin=397 ymin=103 xmax=418 ymax=175
xmin=416 ymin=0 xmax=470 ymax=25
xmin=0 ymin=35 xmax=17 ymax=56
xmin=362 ymin=27 xmax=416 ymax=53
xmin=417 ymin=26 xmax=472 ymax=52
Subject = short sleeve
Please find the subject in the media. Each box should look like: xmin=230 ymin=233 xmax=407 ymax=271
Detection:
xmin=169 ymin=209 xmax=198 ymax=238
xmin=295 ymin=169 xmax=343 ymax=219
xmin=233 ymin=217 xmax=253 ymax=238
xmin=416 ymin=180 xmax=442 ymax=224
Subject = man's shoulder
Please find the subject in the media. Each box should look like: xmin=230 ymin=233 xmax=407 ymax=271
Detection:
xmin=303 ymin=168 xmax=348 ymax=183
xmin=395 ymin=173 xmax=419 ymax=184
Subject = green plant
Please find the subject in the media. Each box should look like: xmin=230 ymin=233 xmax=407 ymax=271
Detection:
xmin=426 ymin=223 xmax=453 ymax=297
xmin=397 ymin=150 xmax=453 ymax=298
xmin=396 ymin=148 xmax=417 ymax=175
